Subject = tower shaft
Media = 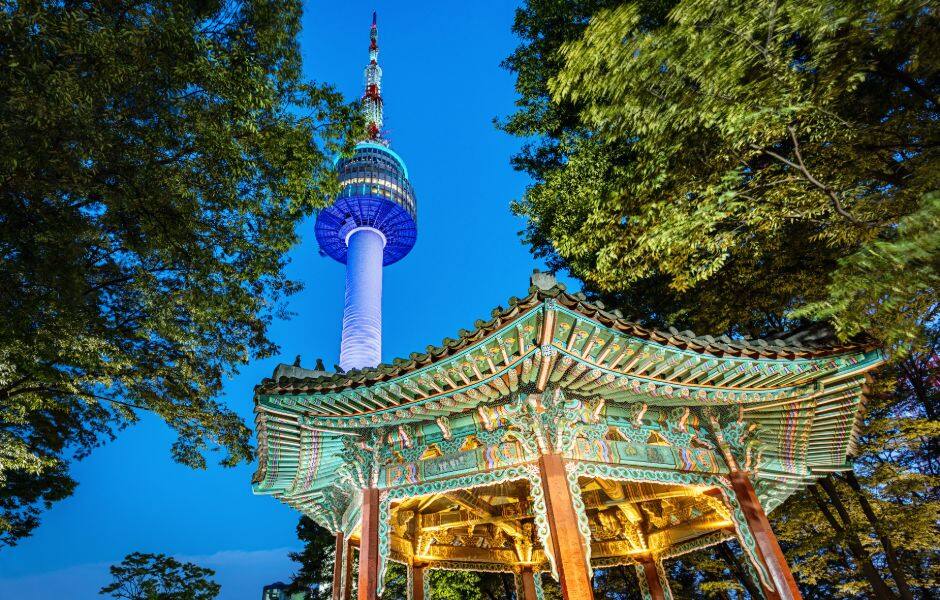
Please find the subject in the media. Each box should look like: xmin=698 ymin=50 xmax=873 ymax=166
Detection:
xmin=339 ymin=228 xmax=385 ymax=371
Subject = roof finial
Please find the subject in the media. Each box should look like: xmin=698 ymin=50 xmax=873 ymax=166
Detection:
xmin=530 ymin=269 xmax=558 ymax=291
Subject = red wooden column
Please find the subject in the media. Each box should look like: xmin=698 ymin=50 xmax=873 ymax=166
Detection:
xmin=343 ymin=540 xmax=355 ymax=600
xmin=408 ymin=563 xmax=426 ymax=600
xmin=358 ymin=488 xmax=380 ymax=600
xmin=332 ymin=532 xmax=346 ymax=600
xmin=638 ymin=558 xmax=668 ymax=600
xmin=729 ymin=470 xmax=803 ymax=600
xmin=538 ymin=453 xmax=595 ymax=600
xmin=518 ymin=567 xmax=539 ymax=600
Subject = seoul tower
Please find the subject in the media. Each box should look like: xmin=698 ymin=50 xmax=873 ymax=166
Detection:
xmin=315 ymin=12 xmax=417 ymax=372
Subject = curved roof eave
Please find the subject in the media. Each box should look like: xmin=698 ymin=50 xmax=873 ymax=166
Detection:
xmin=256 ymin=276 xmax=881 ymax=402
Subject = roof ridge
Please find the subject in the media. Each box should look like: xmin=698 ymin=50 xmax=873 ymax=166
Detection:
xmin=257 ymin=273 xmax=878 ymax=395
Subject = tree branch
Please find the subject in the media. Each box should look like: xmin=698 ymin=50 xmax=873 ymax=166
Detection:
xmin=876 ymin=63 xmax=940 ymax=108
xmin=3 ymin=383 xmax=150 ymax=413
xmin=751 ymin=126 xmax=887 ymax=228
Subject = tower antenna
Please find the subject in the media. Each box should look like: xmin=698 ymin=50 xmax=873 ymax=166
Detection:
xmin=363 ymin=11 xmax=383 ymax=141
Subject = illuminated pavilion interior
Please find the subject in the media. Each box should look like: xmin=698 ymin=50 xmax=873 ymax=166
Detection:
xmin=253 ymin=273 xmax=884 ymax=600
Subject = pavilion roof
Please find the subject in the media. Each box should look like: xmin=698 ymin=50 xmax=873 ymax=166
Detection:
xmin=255 ymin=275 xmax=879 ymax=431
xmin=252 ymin=273 xmax=884 ymax=521
xmin=257 ymin=275 xmax=873 ymax=400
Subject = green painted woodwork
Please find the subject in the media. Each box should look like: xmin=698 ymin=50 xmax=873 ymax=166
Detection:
xmin=657 ymin=560 xmax=676 ymax=600
xmin=635 ymin=563 xmax=652 ymax=600
xmin=560 ymin=462 xmax=774 ymax=592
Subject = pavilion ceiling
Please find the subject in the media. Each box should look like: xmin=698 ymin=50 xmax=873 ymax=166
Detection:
xmin=378 ymin=478 xmax=733 ymax=572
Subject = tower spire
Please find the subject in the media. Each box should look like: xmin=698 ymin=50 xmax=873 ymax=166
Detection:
xmin=363 ymin=11 xmax=383 ymax=141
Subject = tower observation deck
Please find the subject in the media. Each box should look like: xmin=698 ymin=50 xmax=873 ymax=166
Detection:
xmin=315 ymin=12 xmax=417 ymax=372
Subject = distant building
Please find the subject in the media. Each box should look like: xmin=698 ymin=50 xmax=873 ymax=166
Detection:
xmin=261 ymin=582 xmax=289 ymax=600
xmin=261 ymin=581 xmax=310 ymax=600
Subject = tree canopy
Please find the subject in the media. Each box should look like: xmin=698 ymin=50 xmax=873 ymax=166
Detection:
xmin=505 ymin=0 xmax=938 ymax=347
xmin=99 ymin=552 xmax=220 ymax=600
xmin=501 ymin=0 xmax=938 ymax=598
xmin=0 ymin=0 xmax=359 ymax=546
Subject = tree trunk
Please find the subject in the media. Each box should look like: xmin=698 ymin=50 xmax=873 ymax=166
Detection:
xmin=809 ymin=488 xmax=868 ymax=593
xmin=839 ymin=471 xmax=913 ymax=600
xmin=717 ymin=542 xmax=764 ymax=599
xmin=810 ymin=486 xmax=879 ymax=596
xmin=815 ymin=479 xmax=897 ymax=600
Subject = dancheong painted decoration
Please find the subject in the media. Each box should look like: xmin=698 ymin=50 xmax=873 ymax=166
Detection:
xmin=252 ymin=13 xmax=884 ymax=600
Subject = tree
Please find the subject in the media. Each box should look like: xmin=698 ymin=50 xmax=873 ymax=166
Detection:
xmin=506 ymin=0 xmax=938 ymax=346
xmin=501 ymin=1 xmax=939 ymax=598
xmin=0 ymin=0 xmax=360 ymax=545
xmin=288 ymin=516 xmax=335 ymax=599
xmin=427 ymin=569 xmax=503 ymax=600
xmin=773 ymin=338 xmax=939 ymax=599
xmin=589 ymin=565 xmax=642 ymax=599
xmin=99 ymin=552 xmax=220 ymax=600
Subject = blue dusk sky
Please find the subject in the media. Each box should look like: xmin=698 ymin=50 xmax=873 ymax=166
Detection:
xmin=0 ymin=1 xmax=579 ymax=598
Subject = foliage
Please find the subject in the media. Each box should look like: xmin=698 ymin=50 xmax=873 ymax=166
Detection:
xmin=427 ymin=570 xmax=507 ymax=600
xmin=590 ymin=566 xmax=642 ymax=599
xmin=0 ymin=0 xmax=360 ymax=545
xmin=288 ymin=516 xmax=335 ymax=599
xmin=662 ymin=540 xmax=767 ymax=599
xmin=99 ymin=552 xmax=220 ymax=600
xmin=773 ymin=328 xmax=940 ymax=599
xmin=502 ymin=0 xmax=939 ymax=598
xmin=794 ymin=192 xmax=940 ymax=343
xmin=499 ymin=0 xmax=628 ymax=182
xmin=506 ymin=0 xmax=938 ymax=347
xmin=384 ymin=565 xmax=509 ymax=600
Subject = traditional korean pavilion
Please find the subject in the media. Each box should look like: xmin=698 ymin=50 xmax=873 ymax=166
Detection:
xmin=252 ymin=14 xmax=884 ymax=600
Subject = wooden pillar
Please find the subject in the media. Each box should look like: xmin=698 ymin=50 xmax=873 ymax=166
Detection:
xmin=358 ymin=487 xmax=380 ymax=600
xmin=729 ymin=470 xmax=803 ymax=600
xmin=637 ymin=558 xmax=670 ymax=600
xmin=332 ymin=532 xmax=346 ymax=600
xmin=514 ymin=567 xmax=538 ymax=600
xmin=538 ymin=453 xmax=594 ymax=600
xmin=408 ymin=563 xmax=426 ymax=600
xmin=343 ymin=540 xmax=355 ymax=600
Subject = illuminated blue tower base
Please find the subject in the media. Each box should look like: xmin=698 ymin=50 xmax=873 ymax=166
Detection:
xmin=315 ymin=141 xmax=417 ymax=372
xmin=340 ymin=227 xmax=385 ymax=370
